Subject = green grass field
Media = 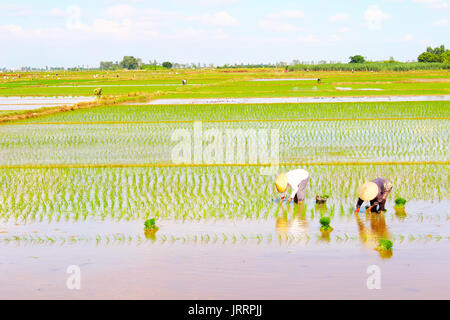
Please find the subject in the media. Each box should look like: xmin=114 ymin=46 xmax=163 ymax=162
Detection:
xmin=1 ymin=69 xmax=449 ymax=98
xmin=1 ymin=68 xmax=449 ymax=300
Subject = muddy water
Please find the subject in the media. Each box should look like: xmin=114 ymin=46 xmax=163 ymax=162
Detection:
xmin=0 ymin=96 xmax=96 ymax=111
xmin=140 ymin=95 xmax=450 ymax=105
xmin=1 ymin=200 xmax=448 ymax=299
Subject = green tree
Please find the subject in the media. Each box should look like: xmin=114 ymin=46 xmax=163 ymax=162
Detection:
xmin=162 ymin=61 xmax=173 ymax=69
xmin=426 ymin=45 xmax=446 ymax=56
xmin=418 ymin=51 xmax=441 ymax=63
xmin=120 ymin=56 xmax=141 ymax=70
xmin=418 ymin=45 xmax=448 ymax=63
xmin=349 ymin=55 xmax=365 ymax=63
xmin=440 ymin=50 xmax=450 ymax=63
xmin=99 ymin=61 xmax=118 ymax=70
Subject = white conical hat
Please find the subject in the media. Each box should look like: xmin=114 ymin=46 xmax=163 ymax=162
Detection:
xmin=358 ymin=182 xmax=378 ymax=201
xmin=275 ymin=173 xmax=288 ymax=193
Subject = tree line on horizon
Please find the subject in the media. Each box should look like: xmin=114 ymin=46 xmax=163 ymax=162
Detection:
xmin=97 ymin=45 xmax=449 ymax=71
xmin=2 ymin=45 xmax=448 ymax=72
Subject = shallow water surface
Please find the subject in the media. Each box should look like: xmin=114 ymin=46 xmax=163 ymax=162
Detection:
xmin=1 ymin=200 xmax=448 ymax=299
xmin=0 ymin=96 xmax=95 ymax=111
xmin=250 ymin=78 xmax=318 ymax=81
xmin=141 ymin=95 xmax=450 ymax=105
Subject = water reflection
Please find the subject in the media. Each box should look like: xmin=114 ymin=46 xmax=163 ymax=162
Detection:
xmin=394 ymin=207 xmax=408 ymax=221
xmin=355 ymin=212 xmax=393 ymax=259
xmin=276 ymin=202 xmax=308 ymax=240
xmin=144 ymin=230 xmax=158 ymax=241
xmin=315 ymin=203 xmax=332 ymax=242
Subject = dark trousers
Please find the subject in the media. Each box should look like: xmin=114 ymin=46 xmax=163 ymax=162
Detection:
xmin=293 ymin=177 xmax=310 ymax=204
xmin=370 ymin=199 xmax=386 ymax=212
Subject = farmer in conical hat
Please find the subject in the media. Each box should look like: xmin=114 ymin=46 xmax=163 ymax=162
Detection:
xmin=355 ymin=178 xmax=393 ymax=213
xmin=275 ymin=169 xmax=310 ymax=204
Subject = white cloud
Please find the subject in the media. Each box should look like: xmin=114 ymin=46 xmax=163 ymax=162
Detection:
xmin=0 ymin=4 xmax=33 ymax=16
xmin=187 ymin=11 xmax=238 ymax=26
xmin=169 ymin=27 xmax=230 ymax=41
xmin=266 ymin=10 xmax=304 ymax=20
xmin=401 ymin=34 xmax=414 ymax=41
xmin=258 ymin=10 xmax=304 ymax=32
xmin=432 ymin=18 xmax=448 ymax=26
xmin=4 ymin=5 xmax=161 ymax=41
xmin=47 ymin=6 xmax=87 ymax=30
xmin=329 ymin=34 xmax=341 ymax=42
xmin=330 ymin=13 xmax=349 ymax=23
xmin=49 ymin=8 xmax=69 ymax=17
xmin=105 ymin=4 xmax=139 ymax=19
xmin=66 ymin=6 xmax=86 ymax=30
xmin=259 ymin=20 xmax=296 ymax=32
xmin=297 ymin=34 xmax=320 ymax=44
xmin=413 ymin=0 xmax=449 ymax=9
xmin=0 ymin=24 xmax=57 ymax=39
xmin=196 ymin=0 xmax=241 ymax=5
xmin=364 ymin=5 xmax=390 ymax=30
xmin=104 ymin=0 xmax=144 ymax=2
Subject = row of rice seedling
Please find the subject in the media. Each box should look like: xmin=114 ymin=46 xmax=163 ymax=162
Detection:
xmin=1 ymin=119 xmax=448 ymax=165
xmin=13 ymin=101 xmax=450 ymax=124
xmin=12 ymin=101 xmax=450 ymax=124
xmin=0 ymin=164 xmax=447 ymax=223
xmin=0 ymin=231 xmax=447 ymax=246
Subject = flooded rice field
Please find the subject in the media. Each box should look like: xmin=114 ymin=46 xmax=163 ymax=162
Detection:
xmin=0 ymin=98 xmax=448 ymax=299
xmin=49 ymin=84 xmax=186 ymax=88
xmin=141 ymin=95 xmax=450 ymax=105
xmin=250 ymin=78 xmax=318 ymax=81
xmin=0 ymin=96 xmax=96 ymax=111
xmin=1 ymin=119 xmax=448 ymax=165
xmin=0 ymin=164 xmax=448 ymax=299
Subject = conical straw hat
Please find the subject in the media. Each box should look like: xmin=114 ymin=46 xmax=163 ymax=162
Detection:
xmin=358 ymin=182 xmax=378 ymax=201
xmin=275 ymin=173 xmax=288 ymax=193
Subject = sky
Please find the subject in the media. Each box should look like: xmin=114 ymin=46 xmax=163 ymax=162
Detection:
xmin=0 ymin=0 xmax=449 ymax=68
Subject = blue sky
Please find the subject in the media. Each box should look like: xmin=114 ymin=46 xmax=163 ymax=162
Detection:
xmin=0 ymin=0 xmax=449 ymax=68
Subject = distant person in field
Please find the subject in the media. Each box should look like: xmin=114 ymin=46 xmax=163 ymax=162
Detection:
xmin=94 ymin=88 xmax=102 ymax=96
xmin=182 ymin=79 xmax=187 ymax=85
xmin=275 ymin=169 xmax=310 ymax=204
xmin=354 ymin=178 xmax=393 ymax=214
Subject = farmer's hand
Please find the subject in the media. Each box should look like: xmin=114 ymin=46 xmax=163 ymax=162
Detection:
xmin=280 ymin=195 xmax=286 ymax=202
xmin=288 ymin=197 xmax=293 ymax=203
xmin=354 ymin=207 xmax=360 ymax=214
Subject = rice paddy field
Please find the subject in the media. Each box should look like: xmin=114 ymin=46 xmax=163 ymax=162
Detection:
xmin=0 ymin=69 xmax=449 ymax=299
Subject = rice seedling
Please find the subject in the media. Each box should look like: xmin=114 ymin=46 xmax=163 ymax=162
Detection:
xmin=319 ymin=217 xmax=334 ymax=239
xmin=376 ymin=238 xmax=393 ymax=251
xmin=394 ymin=198 xmax=407 ymax=209
xmin=144 ymin=218 xmax=159 ymax=232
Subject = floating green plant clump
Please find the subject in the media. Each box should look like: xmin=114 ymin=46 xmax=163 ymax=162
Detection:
xmin=394 ymin=198 xmax=407 ymax=218
xmin=376 ymin=238 xmax=393 ymax=251
xmin=394 ymin=198 xmax=407 ymax=209
xmin=375 ymin=238 xmax=393 ymax=258
xmin=144 ymin=218 xmax=159 ymax=232
xmin=319 ymin=216 xmax=333 ymax=233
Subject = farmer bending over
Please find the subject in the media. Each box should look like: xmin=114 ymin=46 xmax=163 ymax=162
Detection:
xmin=275 ymin=169 xmax=310 ymax=204
xmin=355 ymin=178 xmax=393 ymax=213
